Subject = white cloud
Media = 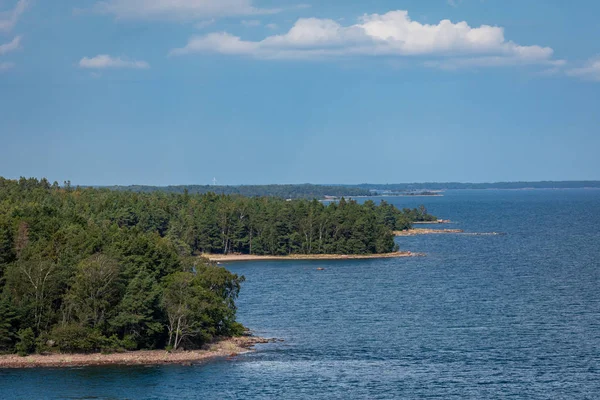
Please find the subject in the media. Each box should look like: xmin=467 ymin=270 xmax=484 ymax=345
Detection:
xmin=266 ymin=23 xmax=278 ymax=30
xmin=566 ymin=57 xmax=600 ymax=82
xmin=241 ymin=19 xmax=261 ymax=27
xmin=170 ymin=10 xmax=559 ymax=68
xmin=79 ymin=54 xmax=150 ymax=69
xmin=0 ymin=0 xmax=28 ymax=32
xmin=0 ymin=61 xmax=15 ymax=71
xmin=0 ymin=35 xmax=21 ymax=55
xmin=93 ymin=0 xmax=279 ymax=20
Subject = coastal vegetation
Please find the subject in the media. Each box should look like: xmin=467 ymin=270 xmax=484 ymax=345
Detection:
xmin=0 ymin=177 xmax=435 ymax=356
xmin=105 ymin=183 xmax=372 ymax=199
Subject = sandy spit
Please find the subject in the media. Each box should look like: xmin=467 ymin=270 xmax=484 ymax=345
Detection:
xmin=205 ymin=252 xmax=422 ymax=262
xmin=0 ymin=336 xmax=273 ymax=369
xmin=394 ymin=228 xmax=464 ymax=236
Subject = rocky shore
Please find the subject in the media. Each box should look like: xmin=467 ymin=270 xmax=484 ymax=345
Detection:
xmin=0 ymin=336 xmax=275 ymax=369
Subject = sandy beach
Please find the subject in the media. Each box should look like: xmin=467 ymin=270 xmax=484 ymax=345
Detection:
xmin=205 ymin=251 xmax=421 ymax=262
xmin=394 ymin=228 xmax=464 ymax=236
xmin=0 ymin=336 xmax=272 ymax=369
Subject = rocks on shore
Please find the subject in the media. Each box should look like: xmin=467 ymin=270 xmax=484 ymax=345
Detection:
xmin=0 ymin=335 xmax=282 ymax=369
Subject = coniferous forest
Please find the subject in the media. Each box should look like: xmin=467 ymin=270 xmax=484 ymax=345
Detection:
xmin=105 ymin=183 xmax=373 ymax=199
xmin=0 ymin=177 xmax=435 ymax=355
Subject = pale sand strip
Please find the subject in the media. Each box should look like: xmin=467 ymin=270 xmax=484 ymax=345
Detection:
xmin=205 ymin=251 xmax=421 ymax=262
xmin=394 ymin=228 xmax=464 ymax=236
xmin=0 ymin=336 xmax=272 ymax=369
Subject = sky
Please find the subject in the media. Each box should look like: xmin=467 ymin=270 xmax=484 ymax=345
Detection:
xmin=0 ymin=0 xmax=599 ymax=186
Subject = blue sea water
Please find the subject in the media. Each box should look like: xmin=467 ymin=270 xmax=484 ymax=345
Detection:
xmin=1 ymin=189 xmax=599 ymax=399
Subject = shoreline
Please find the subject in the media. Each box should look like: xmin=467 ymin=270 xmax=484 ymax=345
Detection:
xmin=413 ymin=219 xmax=451 ymax=224
xmin=394 ymin=228 xmax=464 ymax=236
xmin=205 ymin=251 xmax=421 ymax=262
xmin=0 ymin=336 xmax=272 ymax=369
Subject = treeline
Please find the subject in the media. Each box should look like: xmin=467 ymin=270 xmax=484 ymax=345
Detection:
xmin=104 ymin=183 xmax=372 ymax=199
xmin=0 ymin=178 xmax=247 ymax=355
xmin=0 ymin=177 xmax=434 ymax=355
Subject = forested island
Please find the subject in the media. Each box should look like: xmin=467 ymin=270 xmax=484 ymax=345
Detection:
xmin=104 ymin=183 xmax=372 ymax=199
xmin=0 ymin=177 xmax=435 ymax=359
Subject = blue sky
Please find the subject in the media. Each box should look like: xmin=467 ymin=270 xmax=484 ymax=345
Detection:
xmin=1 ymin=0 xmax=599 ymax=185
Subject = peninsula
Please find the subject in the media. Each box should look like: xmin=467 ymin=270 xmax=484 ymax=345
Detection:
xmin=0 ymin=177 xmax=436 ymax=359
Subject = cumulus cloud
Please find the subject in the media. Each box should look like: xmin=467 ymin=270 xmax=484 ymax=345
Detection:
xmin=0 ymin=35 xmax=21 ymax=55
xmin=566 ymin=57 xmax=600 ymax=82
xmin=0 ymin=61 xmax=15 ymax=71
xmin=93 ymin=0 xmax=279 ymax=20
xmin=170 ymin=10 xmax=560 ymax=68
xmin=0 ymin=0 xmax=28 ymax=32
xmin=79 ymin=54 xmax=150 ymax=69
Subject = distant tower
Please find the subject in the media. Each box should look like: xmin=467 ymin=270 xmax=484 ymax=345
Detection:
xmin=212 ymin=177 xmax=217 ymax=186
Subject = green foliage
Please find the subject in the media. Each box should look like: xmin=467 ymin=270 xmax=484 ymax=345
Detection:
xmin=160 ymin=264 xmax=242 ymax=350
xmin=15 ymin=328 xmax=35 ymax=356
xmin=0 ymin=176 xmax=433 ymax=355
xmin=105 ymin=183 xmax=373 ymax=199
xmin=49 ymin=324 xmax=106 ymax=354
xmin=64 ymin=254 xmax=122 ymax=329
xmin=111 ymin=269 xmax=163 ymax=349
xmin=0 ymin=297 xmax=18 ymax=352
xmin=375 ymin=200 xmax=437 ymax=231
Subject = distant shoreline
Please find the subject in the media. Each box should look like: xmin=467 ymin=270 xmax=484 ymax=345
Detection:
xmin=0 ymin=336 xmax=271 ymax=369
xmin=205 ymin=251 xmax=421 ymax=262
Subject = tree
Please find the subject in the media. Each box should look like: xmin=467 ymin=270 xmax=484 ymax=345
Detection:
xmin=111 ymin=269 xmax=163 ymax=349
xmin=0 ymin=297 xmax=18 ymax=352
xmin=7 ymin=257 xmax=60 ymax=332
xmin=162 ymin=272 xmax=207 ymax=351
xmin=193 ymin=260 xmax=244 ymax=336
xmin=65 ymin=254 xmax=121 ymax=329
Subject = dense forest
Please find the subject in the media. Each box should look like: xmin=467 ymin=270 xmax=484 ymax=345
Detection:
xmin=105 ymin=183 xmax=372 ymax=199
xmin=0 ymin=177 xmax=434 ymax=355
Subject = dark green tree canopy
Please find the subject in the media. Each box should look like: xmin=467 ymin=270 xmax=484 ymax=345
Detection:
xmin=0 ymin=176 xmax=433 ymax=354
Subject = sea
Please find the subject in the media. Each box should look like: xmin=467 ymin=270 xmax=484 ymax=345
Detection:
xmin=1 ymin=189 xmax=599 ymax=399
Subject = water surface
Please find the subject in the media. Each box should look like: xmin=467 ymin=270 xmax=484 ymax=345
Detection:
xmin=1 ymin=189 xmax=599 ymax=399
